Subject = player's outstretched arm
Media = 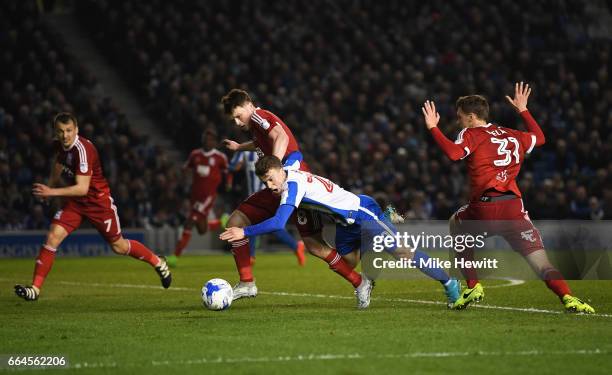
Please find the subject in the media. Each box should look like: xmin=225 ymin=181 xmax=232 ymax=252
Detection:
xmin=220 ymin=205 xmax=295 ymax=242
xmin=421 ymin=100 xmax=466 ymax=161
xmin=33 ymin=174 xmax=91 ymax=198
xmin=223 ymin=139 xmax=257 ymax=152
xmin=505 ymin=82 xmax=545 ymax=146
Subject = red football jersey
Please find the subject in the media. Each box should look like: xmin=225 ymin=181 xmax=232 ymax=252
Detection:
xmin=184 ymin=148 xmax=228 ymax=199
xmin=249 ymin=108 xmax=306 ymax=170
xmin=453 ymin=124 xmax=537 ymax=202
xmin=55 ymin=136 xmax=111 ymax=203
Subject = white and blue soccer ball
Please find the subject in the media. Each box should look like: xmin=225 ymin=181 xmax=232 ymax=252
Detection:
xmin=201 ymin=278 xmax=233 ymax=311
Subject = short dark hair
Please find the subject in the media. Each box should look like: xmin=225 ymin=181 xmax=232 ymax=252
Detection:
xmin=221 ymin=89 xmax=252 ymax=115
xmin=255 ymin=155 xmax=283 ymax=177
xmin=204 ymin=127 xmax=218 ymax=137
xmin=456 ymin=95 xmax=489 ymax=121
xmin=53 ymin=112 xmax=78 ymax=128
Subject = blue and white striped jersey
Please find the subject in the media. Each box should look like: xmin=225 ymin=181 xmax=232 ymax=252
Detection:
xmin=229 ymin=151 xmax=265 ymax=195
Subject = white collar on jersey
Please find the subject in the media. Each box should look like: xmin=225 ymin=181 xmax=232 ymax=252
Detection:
xmin=471 ymin=123 xmax=493 ymax=128
xmin=63 ymin=136 xmax=79 ymax=151
xmin=200 ymin=148 xmax=219 ymax=156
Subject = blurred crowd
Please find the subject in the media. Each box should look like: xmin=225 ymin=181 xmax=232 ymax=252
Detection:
xmin=2 ymin=0 xmax=610 ymax=231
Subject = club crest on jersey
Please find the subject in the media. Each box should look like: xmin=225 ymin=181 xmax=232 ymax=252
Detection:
xmin=520 ymin=229 xmax=536 ymax=242
xmin=255 ymin=148 xmax=264 ymax=158
xmin=54 ymin=210 xmax=63 ymax=220
xmin=496 ymin=170 xmax=508 ymax=182
xmin=297 ymin=210 xmax=308 ymax=225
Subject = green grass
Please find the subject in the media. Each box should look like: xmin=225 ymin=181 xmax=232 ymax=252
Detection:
xmin=1 ymin=253 xmax=612 ymax=374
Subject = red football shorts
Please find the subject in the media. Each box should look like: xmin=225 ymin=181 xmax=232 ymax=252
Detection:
xmin=454 ymin=197 xmax=544 ymax=256
xmin=190 ymin=194 xmax=216 ymax=221
xmin=237 ymin=189 xmax=323 ymax=237
xmin=52 ymin=195 xmax=122 ymax=243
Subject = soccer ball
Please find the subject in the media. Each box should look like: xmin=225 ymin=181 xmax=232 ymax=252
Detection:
xmin=201 ymin=278 xmax=233 ymax=310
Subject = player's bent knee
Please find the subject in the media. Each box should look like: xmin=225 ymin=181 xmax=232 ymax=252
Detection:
xmin=227 ymin=210 xmax=250 ymax=228
xmin=110 ymin=238 xmax=130 ymax=255
xmin=46 ymin=224 xmax=69 ymax=247
xmin=302 ymin=237 xmax=331 ymax=259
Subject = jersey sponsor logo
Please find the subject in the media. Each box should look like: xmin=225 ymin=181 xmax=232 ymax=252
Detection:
xmin=305 ymin=173 xmax=334 ymax=192
xmin=197 ymin=165 xmax=211 ymax=177
xmin=520 ymin=229 xmax=536 ymax=243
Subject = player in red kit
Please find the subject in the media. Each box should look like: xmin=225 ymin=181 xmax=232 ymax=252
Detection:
xmin=166 ymin=129 xmax=228 ymax=267
xmin=14 ymin=113 xmax=171 ymax=301
xmin=221 ymin=89 xmax=366 ymax=300
xmin=422 ymin=82 xmax=594 ymax=313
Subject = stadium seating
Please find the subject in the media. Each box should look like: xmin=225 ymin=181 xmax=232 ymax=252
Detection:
xmin=2 ymin=0 xmax=610 ymax=229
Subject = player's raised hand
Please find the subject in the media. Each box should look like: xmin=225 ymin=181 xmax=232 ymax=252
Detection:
xmin=219 ymin=227 xmax=246 ymax=242
xmin=505 ymin=81 xmax=531 ymax=112
xmin=421 ymin=100 xmax=440 ymax=130
xmin=32 ymin=183 xmax=53 ymax=197
xmin=223 ymin=139 xmax=240 ymax=151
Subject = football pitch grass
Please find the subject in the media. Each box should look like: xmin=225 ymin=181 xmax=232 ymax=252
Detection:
xmin=1 ymin=253 xmax=612 ymax=374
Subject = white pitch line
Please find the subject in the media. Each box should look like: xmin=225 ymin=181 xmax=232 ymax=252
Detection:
xmin=67 ymin=348 xmax=608 ymax=369
xmin=485 ymin=278 xmax=525 ymax=288
xmin=48 ymin=280 xmax=612 ymax=318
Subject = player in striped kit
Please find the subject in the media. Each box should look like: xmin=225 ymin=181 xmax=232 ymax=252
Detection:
xmin=220 ymin=155 xmax=461 ymax=309
xmin=228 ymin=151 xmax=306 ymax=266
xmin=15 ymin=113 xmax=171 ymax=301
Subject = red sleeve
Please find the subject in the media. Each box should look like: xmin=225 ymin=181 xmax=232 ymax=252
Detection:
xmin=519 ymin=110 xmax=545 ymax=147
xmin=75 ymin=140 xmax=94 ymax=176
xmin=251 ymin=109 xmax=277 ymax=134
xmin=429 ymin=127 xmax=469 ymax=161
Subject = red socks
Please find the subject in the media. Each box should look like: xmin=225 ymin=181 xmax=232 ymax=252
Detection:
xmin=542 ymin=268 xmax=572 ymax=298
xmin=174 ymin=229 xmax=192 ymax=257
xmin=208 ymin=219 xmax=221 ymax=231
xmin=456 ymin=248 xmax=480 ymax=288
xmin=324 ymin=250 xmax=362 ymax=288
xmin=33 ymin=245 xmax=56 ymax=289
xmin=232 ymin=239 xmax=253 ymax=282
xmin=127 ymin=240 xmax=160 ymax=267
